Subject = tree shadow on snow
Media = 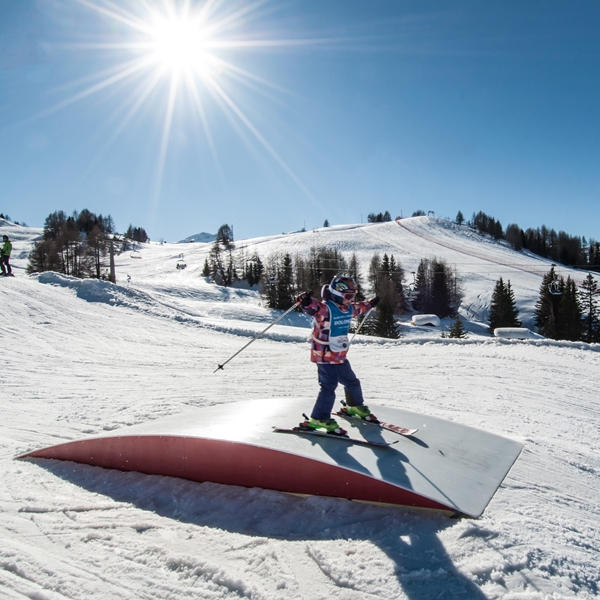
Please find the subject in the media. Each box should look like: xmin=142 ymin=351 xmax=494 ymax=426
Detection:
xmin=32 ymin=458 xmax=487 ymax=600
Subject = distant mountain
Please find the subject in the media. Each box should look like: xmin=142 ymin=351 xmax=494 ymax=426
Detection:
xmin=178 ymin=232 xmax=216 ymax=244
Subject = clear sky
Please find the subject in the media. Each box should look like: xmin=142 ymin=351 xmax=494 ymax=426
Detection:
xmin=2 ymin=0 xmax=600 ymax=243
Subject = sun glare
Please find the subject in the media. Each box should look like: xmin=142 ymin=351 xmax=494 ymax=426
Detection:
xmin=150 ymin=17 xmax=210 ymax=74
xmin=61 ymin=0 xmax=320 ymax=206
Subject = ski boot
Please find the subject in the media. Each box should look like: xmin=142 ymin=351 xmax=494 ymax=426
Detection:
xmin=300 ymin=415 xmax=347 ymax=436
xmin=342 ymin=404 xmax=379 ymax=423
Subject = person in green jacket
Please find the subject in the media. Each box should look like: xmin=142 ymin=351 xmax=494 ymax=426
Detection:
xmin=1 ymin=234 xmax=13 ymax=276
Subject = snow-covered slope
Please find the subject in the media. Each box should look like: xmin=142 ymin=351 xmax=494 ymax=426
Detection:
xmin=1 ymin=217 xmax=599 ymax=599
xmin=113 ymin=216 xmax=591 ymax=335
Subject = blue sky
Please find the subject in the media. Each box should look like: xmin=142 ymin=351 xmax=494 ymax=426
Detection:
xmin=1 ymin=0 xmax=600 ymax=243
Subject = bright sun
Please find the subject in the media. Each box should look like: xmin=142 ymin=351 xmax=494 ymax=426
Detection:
xmin=60 ymin=0 xmax=318 ymax=203
xmin=149 ymin=17 xmax=210 ymax=74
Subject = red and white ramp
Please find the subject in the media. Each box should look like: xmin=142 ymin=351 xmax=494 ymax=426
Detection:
xmin=18 ymin=398 xmax=523 ymax=518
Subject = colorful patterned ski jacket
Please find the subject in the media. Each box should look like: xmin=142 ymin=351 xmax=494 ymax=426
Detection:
xmin=301 ymin=297 xmax=373 ymax=364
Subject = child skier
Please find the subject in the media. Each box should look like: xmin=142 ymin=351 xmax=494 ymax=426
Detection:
xmin=296 ymin=275 xmax=379 ymax=434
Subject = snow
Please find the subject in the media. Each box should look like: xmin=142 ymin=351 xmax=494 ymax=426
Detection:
xmin=411 ymin=315 xmax=441 ymax=327
xmin=178 ymin=232 xmax=216 ymax=244
xmin=493 ymin=328 xmax=543 ymax=340
xmin=1 ymin=217 xmax=599 ymax=599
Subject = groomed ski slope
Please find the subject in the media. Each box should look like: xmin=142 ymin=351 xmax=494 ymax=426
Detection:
xmin=113 ymin=216 xmax=578 ymax=333
xmin=1 ymin=218 xmax=599 ymax=599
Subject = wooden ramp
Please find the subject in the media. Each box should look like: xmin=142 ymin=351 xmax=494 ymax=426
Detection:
xmin=18 ymin=399 xmax=523 ymax=518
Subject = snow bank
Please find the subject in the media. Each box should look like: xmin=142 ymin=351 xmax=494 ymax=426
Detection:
xmin=493 ymin=327 xmax=544 ymax=340
xmin=411 ymin=314 xmax=441 ymax=327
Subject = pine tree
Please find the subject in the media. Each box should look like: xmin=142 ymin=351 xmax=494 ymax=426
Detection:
xmin=556 ymin=277 xmax=583 ymax=341
xmin=347 ymin=253 xmax=365 ymax=300
xmin=368 ymin=253 xmax=382 ymax=294
xmin=579 ymin=273 xmax=600 ymax=343
xmin=534 ymin=268 xmax=583 ymax=341
xmin=413 ymin=258 xmax=458 ymax=318
xmin=488 ymin=277 xmax=521 ymax=333
xmin=534 ymin=268 xmax=561 ymax=339
xmin=448 ymin=314 xmax=468 ymax=338
xmin=307 ymin=247 xmax=324 ymax=293
xmin=505 ymin=224 xmax=524 ymax=251
xmin=388 ymin=254 xmax=406 ymax=312
xmin=245 ymin=253 xmax=263 ymax=286
xmin=589 ymin=241 xmax=600 ymax=272
xmin=125 ymin=224 xmax=149 ymax=243
xmin=505 ymin=281 xmax=520 ymax=326
xmin=264 ymin=255 xmax=279 ymax=308
xmin=371 ymin=295 xmax=399 ymax=339
xmin=431 ymin=260 xmax=451 ymax=318
xmin=294 ymin=255 xmax=310 ymax=294
xmin=208 ymin=239 xmax=225 ymax=284
xmin=216 ymin=224 xmax=234 ymax=250
xmin=302 ymin=246 xmax=348 ymax=295
xmin=413 ymin=259 xmax=431 ymax=313
xmin=363 ymin=252 xmax=405 ymax=339
xmin=224 ymin=249 xmax=236 ymax=286
xmin=275 ymin=253 xmax=295 ymax=310
xmin=321 ymin=248 xmax=347 ymax=285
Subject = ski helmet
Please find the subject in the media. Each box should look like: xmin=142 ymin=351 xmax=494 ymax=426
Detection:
xmin=329 ymin=275 xmax=357 ymax=304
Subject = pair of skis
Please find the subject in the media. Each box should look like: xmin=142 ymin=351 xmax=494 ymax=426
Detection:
xmin=273 ymin=405 xmax=418 ymax=448
xmin=334 ymin=404 xmax=418 ymax=437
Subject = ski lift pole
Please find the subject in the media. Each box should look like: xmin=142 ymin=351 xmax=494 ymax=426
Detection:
xmin=214 ymin=301 xmax=301 ymax=373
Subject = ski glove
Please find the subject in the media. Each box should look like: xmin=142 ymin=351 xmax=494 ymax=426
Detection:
xmin=296 ymin=290 xmax=313 ymax=307
xmin=369 ymin=296 xmax=380 ymax=307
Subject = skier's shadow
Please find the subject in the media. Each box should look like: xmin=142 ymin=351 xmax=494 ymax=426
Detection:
xmin=32 ymin=458 xmax=487 ymax=599
xmin=329 ymin=418 xmax=460 ymax=510
xmin=294 ymin=423 xmax=413 ymax=493
xmin=335 ymin=420 xmax=461 ymax=514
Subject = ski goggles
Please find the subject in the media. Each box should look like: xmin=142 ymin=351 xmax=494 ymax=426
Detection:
xmin=340 ymin=290 xmax=357 ymax=299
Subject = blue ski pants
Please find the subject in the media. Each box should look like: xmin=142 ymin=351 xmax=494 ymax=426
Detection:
xmin=311 ymin=360 xmax=365 ymax=420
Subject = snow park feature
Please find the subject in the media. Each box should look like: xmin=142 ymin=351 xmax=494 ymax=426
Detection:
xmin=19 ymin=399 xmax=523 ymax=519
xmin=3 ymin=216 xmax=600 ymax=598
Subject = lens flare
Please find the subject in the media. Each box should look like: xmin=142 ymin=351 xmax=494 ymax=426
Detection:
xmin=150 ymin=16 xmax=210 ymax=74
xmin=41 ymin=0 xmax=328 ymax=210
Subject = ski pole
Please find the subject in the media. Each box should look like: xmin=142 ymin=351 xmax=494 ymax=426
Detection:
xmin=214 ymin=301 xmax=301 ymax=373
xmin=349 ymin=308 xmax=374 ymax=345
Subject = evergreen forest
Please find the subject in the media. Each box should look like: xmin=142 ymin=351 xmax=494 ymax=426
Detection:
xmin=26 ymin=209 xmax=148 ymax=279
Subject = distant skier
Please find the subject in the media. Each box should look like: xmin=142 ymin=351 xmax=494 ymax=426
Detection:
xmin=1 ymin=235 xmax=13 ymax=276
xmin=296 ymin=275 xmax=379 ymax=433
